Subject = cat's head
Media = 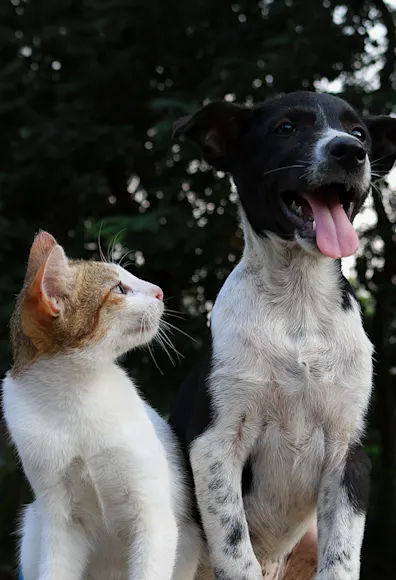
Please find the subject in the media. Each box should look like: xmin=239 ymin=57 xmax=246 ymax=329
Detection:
xmin=11 ymin=231 xmax=164 ymax=369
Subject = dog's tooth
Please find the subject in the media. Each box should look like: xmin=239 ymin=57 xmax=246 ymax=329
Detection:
xmin=313 ymin=220 xmax=316 ymax=231
xmin=291 ymin=200 xmax=297 ymax=211
xmin=296 ymin=205 xmax=302 ymax=216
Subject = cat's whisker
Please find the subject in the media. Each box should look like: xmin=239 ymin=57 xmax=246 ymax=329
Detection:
xmin=108 ymin=230 xmax=126 ymax=264
xmin=152 ymin=316 xmax=183 ymax=365
xmin=164 ymin=308 xmax=186 ymax=316
xmin=138 ymin=312 xmax=146 ymax=340
xmin=119 ymin=250 xmax=133 ymax=267
xmin=106 ymin=237 xmax=113 ymax=264
xmin=164 ymin=312 xmax=186 ymax=321
xmin=108 ymin=236 xmax=116 ymax=264
xmin=155 ymin=333 xmax=177 ymax=367
xmin=163 ymin=296 xmax=176 ymax=303
xmin=160 ymin=320 xmax=198 ymax=343
xmin=97 ymin=224 xmax=108 ymax=264
xmin=139 ymin=312 xmax=164 ymax=374
xmin=157 ymin=325 xmax=184 ymax=361
xmin=146 ymin=339 xmax=164 ymax=375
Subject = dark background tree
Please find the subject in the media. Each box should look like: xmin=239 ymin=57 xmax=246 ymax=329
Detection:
xmin=0 ymin=0 xmax=395 ymax=577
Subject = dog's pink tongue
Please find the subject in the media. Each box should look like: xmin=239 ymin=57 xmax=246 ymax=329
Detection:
xmin=302 ymin=193 xmax=359 ymax=258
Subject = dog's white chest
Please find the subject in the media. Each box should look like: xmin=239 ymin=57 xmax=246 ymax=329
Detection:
xmin=209 ymin=256 xmax=373 ymax=558
xmin=211 ymin=258 xmax=372 ymax=436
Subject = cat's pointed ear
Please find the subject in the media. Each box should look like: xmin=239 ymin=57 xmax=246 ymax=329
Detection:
xmin=28 ymin=244 xmax=72 ymax=319
xmin=25 ymin=231 xmax=58 ymax=283
xmin=173 ymin=101 xmax=253 ymax=171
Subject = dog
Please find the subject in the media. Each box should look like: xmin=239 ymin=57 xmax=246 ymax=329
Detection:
xmin=170 ymin=91 xmax=396 ymax=580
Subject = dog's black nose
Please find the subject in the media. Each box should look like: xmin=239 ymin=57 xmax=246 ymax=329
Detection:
xmin=328 ymin=137 xmax=366 ymax=170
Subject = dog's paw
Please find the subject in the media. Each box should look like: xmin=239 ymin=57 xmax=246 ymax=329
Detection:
xmin=315 ymin=570 xmax=358 ymax=580
xmin=214 ymin=559 xmax=263 ymax=580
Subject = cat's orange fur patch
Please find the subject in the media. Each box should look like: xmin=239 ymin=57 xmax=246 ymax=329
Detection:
xmin=10 ymin=231 xmax=126 ymax=374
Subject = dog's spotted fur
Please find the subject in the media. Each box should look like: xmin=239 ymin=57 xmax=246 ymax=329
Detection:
xmin=171 ymin=92 xmax=396 ymax=580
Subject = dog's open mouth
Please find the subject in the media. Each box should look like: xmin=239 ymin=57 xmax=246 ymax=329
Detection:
xmin=282 ymin=184 xmax=359 ymax=258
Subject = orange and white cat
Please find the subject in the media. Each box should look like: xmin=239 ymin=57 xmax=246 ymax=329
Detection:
xmin=2 ymin=231 xmax=201 ymax=580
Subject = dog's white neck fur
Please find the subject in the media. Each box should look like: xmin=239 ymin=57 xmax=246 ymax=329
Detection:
xmin=240 ymin=209 xmax=339 ymax=295
xmin=232 ymin=209 xmax=344 ymax=334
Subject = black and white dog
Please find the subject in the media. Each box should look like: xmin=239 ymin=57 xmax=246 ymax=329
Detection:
xmin=170 ymin=91 xmax=396 ymax=580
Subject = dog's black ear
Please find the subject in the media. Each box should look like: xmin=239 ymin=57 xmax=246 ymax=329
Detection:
xmin=173 ymin=101 xmax=252 ymax=170
xmin=364 ymin=115 xmax=396 ymax=177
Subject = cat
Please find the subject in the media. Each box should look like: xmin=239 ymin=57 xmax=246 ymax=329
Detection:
xmin=2 ymin=231 xmax=201 ymax=580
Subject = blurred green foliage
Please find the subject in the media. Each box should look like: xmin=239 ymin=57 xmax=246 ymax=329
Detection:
xmin=0 ymin=0 xmax=395 ymax=577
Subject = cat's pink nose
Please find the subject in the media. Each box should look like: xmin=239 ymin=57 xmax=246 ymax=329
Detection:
xmin=154 ymin=287 xmax=164 ymax=301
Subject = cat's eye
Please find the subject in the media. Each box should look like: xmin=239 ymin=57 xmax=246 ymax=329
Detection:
xmin=274 ymin=121 xmax=297 ymax=136
xmin=113 ymin=283 xmax=127 ymax=295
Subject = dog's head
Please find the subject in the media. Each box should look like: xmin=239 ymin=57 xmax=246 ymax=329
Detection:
xmin=174 ymin=91 xmax=396 ymax=258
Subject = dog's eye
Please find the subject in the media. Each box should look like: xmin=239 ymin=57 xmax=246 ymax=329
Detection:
xmin=112 ymin=283 xmax=127 ymax=295
xmin=274 ymin=122 xmax=297 ymax=136
xmin=350 ymin=127 xmax=365 ymax=141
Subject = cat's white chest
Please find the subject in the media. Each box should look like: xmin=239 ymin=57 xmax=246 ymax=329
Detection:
xmin=2 ymin=364 xmax=166 ymax=535
xmin=59 ymin=448 xmax=143 ymax=535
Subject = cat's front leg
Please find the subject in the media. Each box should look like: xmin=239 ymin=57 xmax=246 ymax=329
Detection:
xmin=316 ymin=445 xmax=371 ymax=580
xmin=87 ymin=448 xmax=178 ymax=580
xmin=171 ymin=520 xmax=202 ymax=580
xmin=128 ymin=503 xmax=178 ymax=580
xmin=189 ymin=413 xmax=263 ymax=580
xmin=38 ymin=507 xmax=89 ymax=580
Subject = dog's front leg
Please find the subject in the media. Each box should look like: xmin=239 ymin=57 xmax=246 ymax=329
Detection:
xmin=190 ymin=415 xmax=262 ymax=580
xmin=316 ymin=444 xmax=371 ymax=580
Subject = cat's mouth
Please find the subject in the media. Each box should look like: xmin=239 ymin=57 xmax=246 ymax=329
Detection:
xmin=123 ymin=304 xmax=164 ymax=348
